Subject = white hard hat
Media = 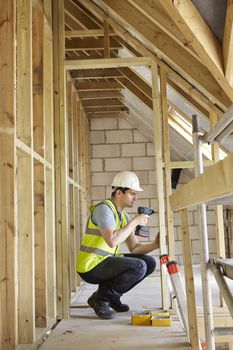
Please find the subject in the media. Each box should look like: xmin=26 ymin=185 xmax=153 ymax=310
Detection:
xmin=111 ymin=171 xmax=143 ymax=192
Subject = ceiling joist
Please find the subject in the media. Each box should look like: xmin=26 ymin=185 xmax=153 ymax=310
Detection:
xmin=65 ymin=37 xmax=122 ymax=51
xmin=65 ymin=29 xmax=116 ymax=37
xmin=71 ymin=68 xmax=124 ymax=79
xmin=78 ymin=90 xmax=124 ymax=99
xmin=82 ymin=98 xmax=124 ymax=107
xmin=75 ymin=80 xmax=122 ymax=91
xmin=85 ymin=105 xmax=129 ymax=113
xmin=65 ymin=56 xmax=152 ymax=70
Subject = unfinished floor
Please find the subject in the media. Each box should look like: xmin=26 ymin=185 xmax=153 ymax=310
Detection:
xmin=38 ymin=271 xmax=191 ymax=350
xmin=37 ymin=266 xmax=233 ymax=350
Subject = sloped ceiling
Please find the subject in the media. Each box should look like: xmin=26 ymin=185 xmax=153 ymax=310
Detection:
xmin=192 ymin=0 xmax=227 ymax=43
xmin=64 ymin=0 xmax=233 ymax=161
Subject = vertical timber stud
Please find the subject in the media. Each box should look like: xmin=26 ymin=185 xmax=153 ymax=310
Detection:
xmin=192 ymin=115 xmax=215 ymax=350
xmin=151 ymin=62 xmax=169 ymax=309
xmin=181 ymin=209 xmax=200 ymax=350
xmin=104 ymin=18 xmax=110 ymax=58
xmin=210 ymin=110 xmax=226 ymax=307
xmin=44 ymin=0 xmax=56 ymax=321
xmin=16 ymin=0 xmax=35 ymax=342
xmin=160 ymin=68 xmax=175 ymax=260
xmin=53 ymin=0 xmax=70 ymax=318
xmin=0 ymin=1 xmax=17 ymax=349
xmin=32 ymin=7 xmax=48 ymax=328
xmin=73 ymin=95 xmax=79 ymax=287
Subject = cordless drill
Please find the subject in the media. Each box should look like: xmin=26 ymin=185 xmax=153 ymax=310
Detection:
xmin=135 ymin=207 xmax=155 ymax=237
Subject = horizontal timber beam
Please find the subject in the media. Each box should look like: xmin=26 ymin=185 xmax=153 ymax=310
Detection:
xmin=85 ymin=106 xmax=129 ymax=113
xmin=65 ymin=29 xmax=116 ymax=37
xmin=65 ymin=37 xmax=122 ymax=51
xmin=170 ymin=152 xmax=233 ymax=210
xmin=78 ymin=90 xmax=123 ymax=99
xmin=75 ymin=80 xmax=122 ymax=91
xmin=71 ymin=68 xmax=123 ymax=79
xmin=170 ymin=160 xmax=214 ymax=169
xmin=87 ymin=111 xmax=127 ymax=118
xmin=65 ymin=57 xmax=151 ymax=70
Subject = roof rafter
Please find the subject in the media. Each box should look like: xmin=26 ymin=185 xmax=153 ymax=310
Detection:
xmin=223 ymin=0 xmax=233 ymax=87
xmin=117 ymin=66 xmax=152 ymax=98
xmin=167 ymin=79 xmax=209 ymax=118
xmin=66 ymin=0 xmax=227 ymax=117
xmin=86 ymin=0 xmax=231 ymax=109
xmin=158 ymin=0 xmax=233 ymax=101
xmin=65 ymin=0 xmax=100 ymax=29
xmin=158 ymin=0 xmax=223 ymax=72
xmin=127 ymin=0 xmax=200 ymax=62
xmin=116 ymin=76 xmax=152 ymax=109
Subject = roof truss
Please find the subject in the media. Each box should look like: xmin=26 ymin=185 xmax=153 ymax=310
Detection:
xmin=63 ymin=0 xmax=233 ymax=160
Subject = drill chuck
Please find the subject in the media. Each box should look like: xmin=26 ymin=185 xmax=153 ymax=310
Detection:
xmin=138 ymin=206 xmax=155 ymax=215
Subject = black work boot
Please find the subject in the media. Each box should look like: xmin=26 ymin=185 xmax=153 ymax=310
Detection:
xmin=87 ymin=292 xmax=115 ymax=320
xmin=109 ymin=299 xmax=129 ymax=312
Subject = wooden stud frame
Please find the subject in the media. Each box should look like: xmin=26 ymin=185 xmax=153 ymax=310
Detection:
xmin=0 ymin=2 xmax=17 ymax=349
xmin=160 ymin=68 xmax=175 ymax=260
xmin=0 ymin=0 xmax=62 ymax=348
xmin=2 ymin=0 xmax=233 ymax=348
xmin=53 ymin=0 xmax=70 ymax=320
xmin=151 ymin=61 xmax=169 ymax=309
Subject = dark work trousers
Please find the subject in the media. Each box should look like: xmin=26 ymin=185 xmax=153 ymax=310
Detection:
xmin=78 ymin=254 xmax=156 ymax=302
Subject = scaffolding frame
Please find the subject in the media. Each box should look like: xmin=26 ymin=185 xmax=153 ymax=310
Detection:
xmin=169 ymin=105 xmax=233 ymax=350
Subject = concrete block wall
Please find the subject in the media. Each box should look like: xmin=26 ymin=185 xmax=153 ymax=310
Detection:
xmin=90 ymin=116 xmax=217 ymax=264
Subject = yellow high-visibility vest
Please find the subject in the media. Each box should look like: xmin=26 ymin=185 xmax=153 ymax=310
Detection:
xmin=77 ymin=199 xmax=128 ymax=273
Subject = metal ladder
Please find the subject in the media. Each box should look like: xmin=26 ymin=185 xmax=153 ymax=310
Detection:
xmin=160 ymin=255 xmax=205 ymax=350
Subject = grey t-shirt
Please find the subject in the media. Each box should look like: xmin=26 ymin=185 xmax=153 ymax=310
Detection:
xmin=92 ymin=203 xmax=129 ymax=230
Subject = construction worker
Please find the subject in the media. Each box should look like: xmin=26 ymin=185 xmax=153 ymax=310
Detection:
xmin=76 ymin=170 xmax=160 ymax=319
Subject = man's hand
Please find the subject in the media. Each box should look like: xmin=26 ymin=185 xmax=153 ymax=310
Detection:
xmin=135 ymin=213 xmax=150 ymax=227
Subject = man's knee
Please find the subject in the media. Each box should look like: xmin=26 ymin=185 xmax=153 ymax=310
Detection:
xmin=144 ymin=255 xmax=156 ymax=275
xmin=136 ymin=259 xmax=147 ymax=278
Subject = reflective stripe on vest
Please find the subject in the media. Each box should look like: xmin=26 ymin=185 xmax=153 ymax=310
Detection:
xmin=76 ymin=199 xmax=128 ymax=273
xmin=85 ymin=227 xmax=102 ymax=236
xmin=80 ymin=245 xmax=113 ymax=256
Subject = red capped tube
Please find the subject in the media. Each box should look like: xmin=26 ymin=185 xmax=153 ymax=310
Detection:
xmin=166 ymin=261 xmax=180 ymax=275
xmin=159 ymin=254 xmax=170 ymax=265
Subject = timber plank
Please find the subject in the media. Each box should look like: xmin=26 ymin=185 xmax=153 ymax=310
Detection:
xmin=0 ymin=2 xmax=17 ymax=349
